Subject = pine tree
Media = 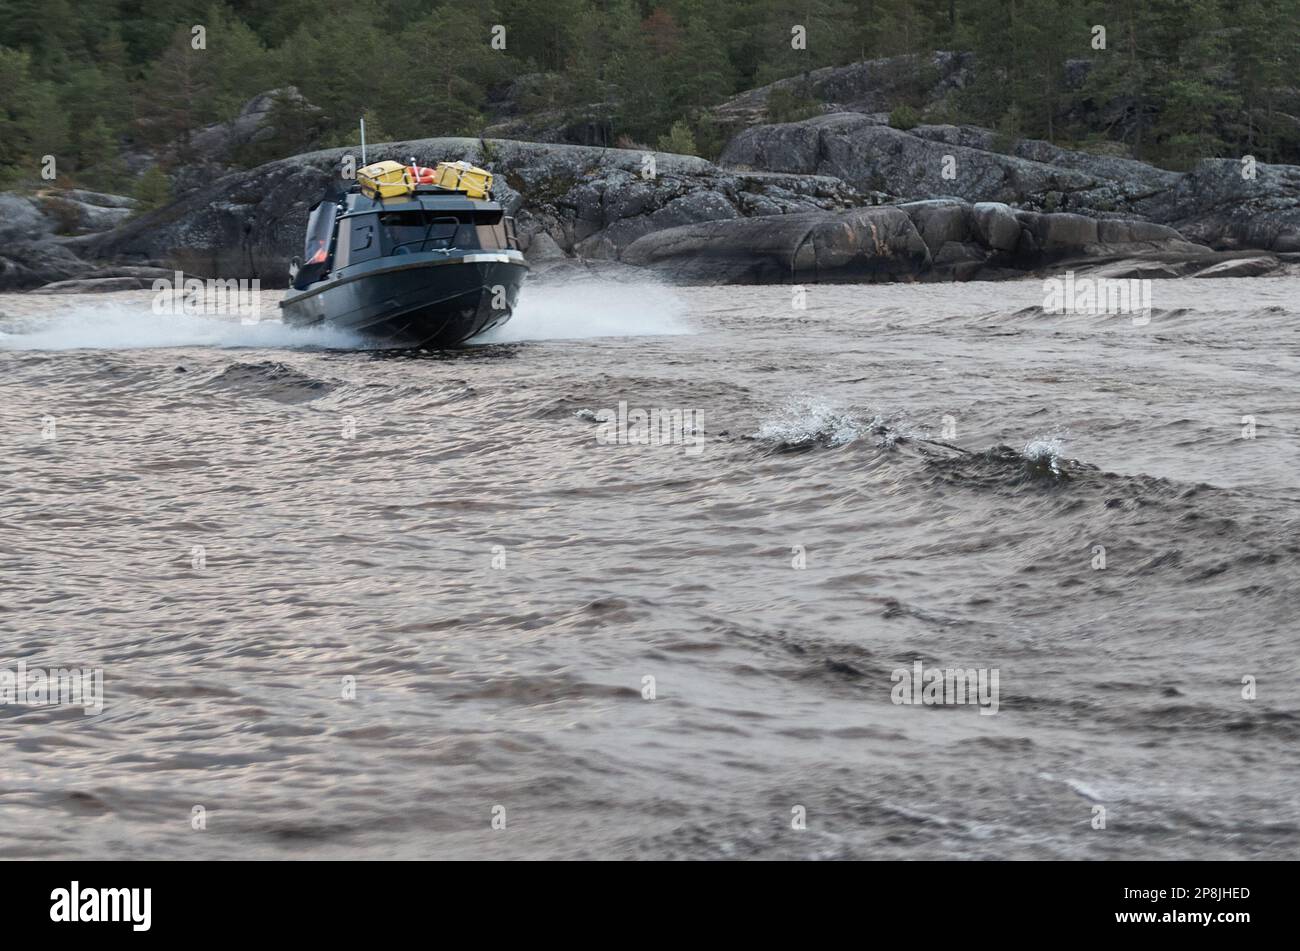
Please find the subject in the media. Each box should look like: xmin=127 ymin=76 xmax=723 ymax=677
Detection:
xmin=133 ymin=164 xmax=173 ymax=210
xmin=0 ymin=47 xmax=37 ymax=185
xmin=668 ymin=0 xmax=736 ymax=115
xmin=1228 ymin=0 xmax=1299 ymax=161
xmin=76 ymin=117 xmax=129 ymax=191
xmin=137 ymin=25 xmax=216 ymax=154
xmin=389 ymin=2 xmax=514 ymax=139
xmin=603 ymin=0 xmax=661 ymax=143
xmin=202 ymin=3 xmax=277 ymax=120
xmin=496 ymin=0 xmax=588 ymax=73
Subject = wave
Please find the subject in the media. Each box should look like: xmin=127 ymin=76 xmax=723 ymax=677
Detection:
xmin=204 ymin=361 xmax=335 ymax=403
xmin=1021 ymin=435 xmax=1068 ymax=477
xmin=749 ymin=397 xmax=929 ymax=452
xmin=750 ymin=397 xmax=864 ymax=450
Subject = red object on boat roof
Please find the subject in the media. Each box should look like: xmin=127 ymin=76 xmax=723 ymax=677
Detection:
xmin=406 ymin=165 xmax=436 ymax=185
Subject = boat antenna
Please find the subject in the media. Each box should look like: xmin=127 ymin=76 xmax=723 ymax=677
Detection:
xmin=360 ymin=117 xmax=367 ymax=165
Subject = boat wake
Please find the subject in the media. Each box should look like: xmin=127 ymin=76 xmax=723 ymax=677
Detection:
xmin=0 ymin=302 xmax=367 ymax=351
xmin=0 ymin=281 xmax=689 ymax=352
xmin=473 ymin=281 xmax=690 ymax=343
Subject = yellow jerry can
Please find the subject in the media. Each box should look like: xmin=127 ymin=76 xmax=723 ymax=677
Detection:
xmin=357 ymin=161 xmax=414 ymax=199
xmin=434 ymin=161 xmax=493 ymax=199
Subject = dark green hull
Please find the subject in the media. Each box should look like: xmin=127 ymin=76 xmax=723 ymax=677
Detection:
xmin=279 ymin=250 xmax=528 ymax=348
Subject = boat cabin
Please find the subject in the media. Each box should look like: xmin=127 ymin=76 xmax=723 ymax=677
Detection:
xmin=294 ymin=186 xmax=520 ymax=290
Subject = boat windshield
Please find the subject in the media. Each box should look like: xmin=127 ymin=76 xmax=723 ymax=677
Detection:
xmin=380 ymin=211 xmax=471 ymax=254
xmin=295 ymin=201 xmax=338 ymax=288
xmin=302 ymin=202 xmax=337 ymax=262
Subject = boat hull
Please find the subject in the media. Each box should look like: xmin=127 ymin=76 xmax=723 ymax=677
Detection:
xmin=279 ymin=252 xmax=528 ymax=349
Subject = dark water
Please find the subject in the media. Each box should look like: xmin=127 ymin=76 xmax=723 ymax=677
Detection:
xmin=1 ymin=276 xmax=1298 ymax=859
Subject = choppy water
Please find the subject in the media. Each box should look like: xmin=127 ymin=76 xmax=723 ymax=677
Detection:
xmin=1 ymin=276 xmax=1298 ymax=859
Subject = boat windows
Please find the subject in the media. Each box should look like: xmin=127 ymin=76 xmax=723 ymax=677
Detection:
xmin=379 ymin=211 xmax=474 ymax=254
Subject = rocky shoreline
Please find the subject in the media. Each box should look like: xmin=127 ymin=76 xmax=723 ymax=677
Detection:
xmin=3 ymin=99 xmax=1299 ymax=292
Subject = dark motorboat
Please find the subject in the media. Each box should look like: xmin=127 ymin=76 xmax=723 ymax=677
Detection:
xmin=279 ymin=160 xmax=528 ymax=348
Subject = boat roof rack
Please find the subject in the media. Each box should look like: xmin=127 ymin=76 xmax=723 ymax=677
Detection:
xmin=344 ymin=182 xmax=494 ymax=199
